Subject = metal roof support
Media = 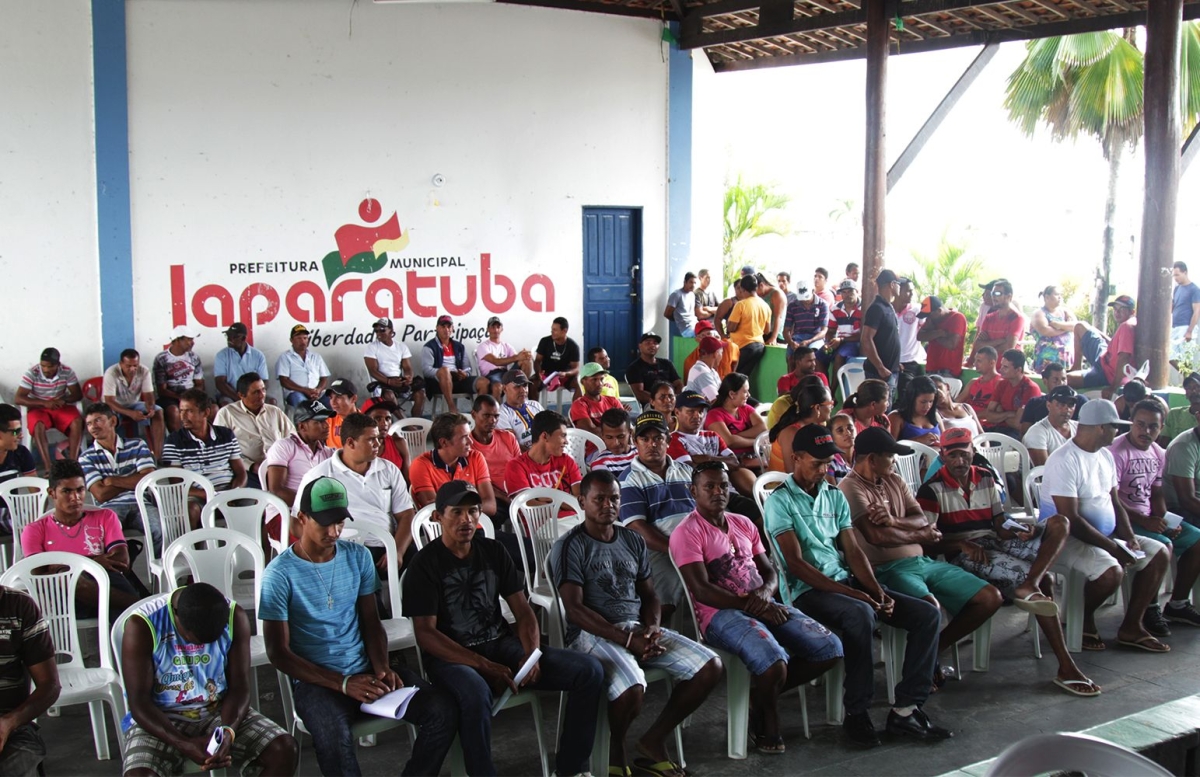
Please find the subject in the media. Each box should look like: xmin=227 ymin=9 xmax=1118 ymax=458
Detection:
xmin=1136 ymin=0 xmax=1183 ymax=388
xmin=887 ymin=42 xmax=998 ymax=192
xmin=862 ymin=0 xmax=890 ymax=301
xmin=1183 ymin=122 xmax=1200 ymax=176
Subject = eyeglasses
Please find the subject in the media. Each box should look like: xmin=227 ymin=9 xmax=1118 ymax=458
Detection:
xmin=1 ymin=428 xmax=21 ymax=437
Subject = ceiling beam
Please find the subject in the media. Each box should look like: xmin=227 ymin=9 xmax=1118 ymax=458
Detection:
xmin=497 ymin=0 xmax=680 ymax=20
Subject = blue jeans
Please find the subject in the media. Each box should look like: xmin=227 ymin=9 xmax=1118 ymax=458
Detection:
xmin=797 ymin=580 xmax=941 ymax=715
xmin=704 ymin=606 xmax=843 ymax=676
xmin=285 ymin=391 xmax=333 ymax=408
xmin=425 ymin=635 xmax=604 ymax=777
xmin=292 ymin=667 xmax=457 ymax=777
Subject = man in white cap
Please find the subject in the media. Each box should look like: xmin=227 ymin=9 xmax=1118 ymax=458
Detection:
xmin=1039 ymin=398 xmax=1171 ymax=652
xmin=153 ymin=325 xmax=205 ymax=433
xmin=782 ymin=281 xmax=828 ymax=365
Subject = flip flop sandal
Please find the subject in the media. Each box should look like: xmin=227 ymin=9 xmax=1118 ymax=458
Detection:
xmin=1117 ymin=635 xmax=1171 ymax=653
xmin=1053 ymin=678 xmax=1102 ymax=697
xmin=748 ymin=733 xmax=786 ymax=755
xmin=1014 ymin=591 xmax=1059 ymax=617
xmin=633 ymin=758 xmax=686 ymax=776
xmin=1081 ymin=631 xmax=1106 ymax=651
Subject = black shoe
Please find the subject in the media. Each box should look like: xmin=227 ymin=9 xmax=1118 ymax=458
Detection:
xmin=1143 ymin=604 xmax=1172 ymax=637
xmin=843 ymin=711 xmax=881 ymax=748
xmin=1165 ymin=601 xmax=1200 ymax=626
xmin=886 ymin=708 xmax=953 ymax=741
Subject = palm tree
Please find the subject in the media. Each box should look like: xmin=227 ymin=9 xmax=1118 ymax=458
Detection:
xmin=1004 ymin=25 xmax=1200 ymax=328
xmin=908 ymin=230 xmax=989 ymax=329
xmin=722 ymin=175 xmax=792 ymax=291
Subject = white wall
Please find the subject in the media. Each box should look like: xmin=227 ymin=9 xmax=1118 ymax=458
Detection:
xmin=0 ymin=1 xmax=100 ymax=395
xmin=124 ymin=0 xmax=668 ymax=391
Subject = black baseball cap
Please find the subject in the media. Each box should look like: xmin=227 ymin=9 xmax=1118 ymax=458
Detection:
xmin=639 ymin=332 xmax=663 ymax=344
xmin=39 ymin=347 xmax=60 ymax=365
xmin=792 ymin=425 xmax=839 ymax=458
xmin=1046 ymin=385 xmax=1078 ymax=404
xmin=854 ymin=427 xmax=911 ymax=456
xmin=372 ymin=317 xmax=393 ymax=330
xmin=298 ymin=477 xmax=353 ymax=526
xmin=1185 ymin=372 xmax=1200 ymax=389
xmin=634 ymin=410 xmax=670 ymax=437
xmin=876 ymin=269 xmax=900 ymax=286
xmin=325 ymin=379 xmax=357 ymax=397
xmin=676 ymin=391 xmax=710 ymax=409
xmin=294 ymin=400 xmax=335 ymax=424
xmin=223 ymin=322 xmax=248 ymax=337
xmin=435 ymin=481 xmax=482 ymax=512
xmin=502 ymin=369 xmax=529 ymax=386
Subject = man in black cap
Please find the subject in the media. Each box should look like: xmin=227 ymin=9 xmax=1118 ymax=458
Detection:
xmin=213 ymin=322 xmax=270 ymax=407
xmin=624 ymin=332 xmax=682 ymax=407
xmin=365 ymin=317 xmax=426 ymax=418
xmin=263 ymin=476 xmax=458 ymax=777
xmin=422 ymin=315 xmax=473 ymax=415
xmin=860 ymin=270 xmax=902 ymax=392
xmin=404 ymin=481 xmax=604 ymax=777
xmin=323 ymin=379 xmax=360 ymax=449
xmin=764 ymin=425 xmax=950 ymax=746
xmin=917 ymin=296 xmax=968 ymax=378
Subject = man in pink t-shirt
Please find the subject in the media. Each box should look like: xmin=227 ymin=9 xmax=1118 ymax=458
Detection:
xmin=1069 ymin=295 xmax=1137 ymax=399
xmin=669 ymin=462 xmax=842 ymax=753
xmin=22 ymin=460 xmax=142 ymax=615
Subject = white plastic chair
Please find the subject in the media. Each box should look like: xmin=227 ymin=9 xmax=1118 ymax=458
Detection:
xmin=974 ymin=433 xmax=1031 ymax=511
xmin=942 ymin=377 xmax=963 ymax=397
xmin=0 ymin=476 xmax=50 ymax=567
xmin=389 ymin=418 xmax=432 ymax=455
xmin=410 ymin=505 xmax=439 ymax=551
xmin=893 ymin=440 xmax=938 ymax=494
xmin=352 ymin=523 xmax=416 ymax=652
xmin=1 ymin=553 xmax=127 ymax=761
xmin=200 ymin=488 xmax=290 ymax=558
xmin=752 ymin=471 xmax=790 ymax=517
xmin=564 ymin=428 xmax=604 ymax=474
xmin=836 ymin=359 xmax=867 ymax=403
xmin=509 ymin=489 xmax=584 ymax=614
xmin=135 ymin=469 xmax=217 ymax=591
xmin=983 ymin=731 xmax=1171 ymax=777
xmin=753 ymin=430 xmax=770 ymax=467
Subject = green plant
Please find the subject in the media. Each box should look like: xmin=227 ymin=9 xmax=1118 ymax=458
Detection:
xmin=907 ymin=230 xmax=990 ymax=331
xmin=722 ymin=175 xmax=792 ymax=292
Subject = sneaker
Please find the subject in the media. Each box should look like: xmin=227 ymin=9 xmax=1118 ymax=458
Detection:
xmin=843 ymin=710 xmax=881 ymax=747
xmin=1165 ymin=601 xmax=1200 ymax=626
xmin=1143 ymin=604 xmax=1172 ymax=637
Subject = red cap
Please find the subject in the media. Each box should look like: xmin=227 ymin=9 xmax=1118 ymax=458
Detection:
xmin=698 ymin=337 xmax=724 ymax=354
xmin=941 ymin=427 xmax=972 ymax=450
xmin=694 ymin=320 xmax=715 ymax=334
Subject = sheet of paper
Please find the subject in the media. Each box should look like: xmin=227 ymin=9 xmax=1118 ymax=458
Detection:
xmin=206 ymin=727 xmax=223 ymax=756
xmin=1165 ymin=511 xmax=1185 ymax=530
xmin=1117 ymin=539 xmax=1146 ymax=560
xmin=491 ymin=648 xmax=542 ymax=716
xmin=360 ymin=686 xmax=420 ymax=720
xmin=1001 ymin=518 xmax=1030 ymax=533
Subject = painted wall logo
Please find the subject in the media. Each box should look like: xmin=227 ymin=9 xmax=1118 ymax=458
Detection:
xmin=170 ymin=198 xmax=555 ymax=342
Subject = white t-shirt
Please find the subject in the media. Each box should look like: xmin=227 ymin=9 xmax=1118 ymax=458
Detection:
xmin=293 ymin=453 xmax=413 ymax=546
xmin=363 ymin=340 xmax=413 ymax=379
xmin=897 ymin=304 xmax=926 ymax=364
xmin=686 ymin=361 xmax=721 ymax=402
xmin=667 ymin=289 xmax=698 ymax=331
xmin=1023 ymin=417 xmax=1077 ymax=458
xmin=476 ymin=340 xmax=517 ymax=376
xmin=1039 ymin=440 xmax=1118 ymax=536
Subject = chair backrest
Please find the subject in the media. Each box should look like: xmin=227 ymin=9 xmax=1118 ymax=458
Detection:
xmin=135 ymin=469 xmax=217 ymax=566
xmin=837 ymin=360 xmax=867 ymax=403
xmin=353 ymin=523 xmax=403 ymax=616
xmin=111 ymin=594 xmax=169 ymax=686
xmin=893 ymin=451 xmax=924 ymax=495
xmin=200 ymin=488 xmax=290 ymax=557
xmin=942 ymin=377 xmax=963 ymax=397
xmin=983 ymin=731 xmax=1171 ymax=777
xmin=1 ymin=552 xmax=113 ymax=670
xmin=753 ymin=430 xmax=770 ymax=467
xmin=0 ymin=477 xmax=50 ymax=564
xmin=81 ymin=377 xmax=105 ymax=404
xmin=510 ymin=488 xmax=583 ymax=593
xmin=410 ymin=504 xmax=439 ymax=550
xmin=752 ymin=471 xmax=790 ymax=515
xmin=564 ymin=428 xmax=604 ymax=473
xmin=1025 ymin=465 xmax=1045 ymax=515
xmin=162 ymin=528 xmax=266 ymax=615
xmin=476 ymin=514 xmax=495 ymax=539
xmin=974 ymin=433 xmax=1031 ymax=509
xmin=665 ymin=550 xmax=703 ymax=644
xmin=389 ymin=418 xmax=432 ymax=454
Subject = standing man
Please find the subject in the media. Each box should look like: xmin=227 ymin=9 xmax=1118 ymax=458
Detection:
xmin=532 ymin=317 xmax=582 ymax=401
xmin=276 ymin=325 xmax=332 ymax=408
xmin=982 ymin=349 xmax=1041 ymax=438
xmin=695 ymin=269 xmax=720 ymax=321
xmin=161 ymin=389 xmax=247 ymax=529
xmin=1171 ymin=261 xmax=1200 ymax=369
xmin=844 ymin=263 xmax=860 ymax=284
xmin=756 ymin=274 xmax=789 ymax=344
xmin=365 ymin=317 xmax=427 ymax=418
xmin=154 ymin=327 xmax=205 ymax=434
xmin=570 ymin=363 xmax=623 ymax=436
xmin=782 ymin=283 xmax=829 ymax=361
xmin=966 ymin=279 xmax=1025 ymax=366
xmin=916 ymin=296 xmax=966 ymax=379
xmin=215 ymin=373 xmax=295 ymax=488
xmin=102 ymin=348 xmax=165 ymax=458
xmin=262 ymin=477 xmax=458 ymax=777
xmin=860 ymin=270 xmax=902 ymax=393
xmin=1024 ymin=385 xmax=1079 ymax=466
xmin=727 ymin=276 xmax=771 ymax=380
xmin=664 ymin=273 xmax=699 ymax=338
xmin=79 ymin=402 xmax=161 ymax=552
xmin=824 ymin=280 xmax=864 ymax=377
xmin=893 ymin=279 xmax=926 ymax=401
xmin=15 ymin=347 xmax=84 ymax=467
xmin=1067 ymin=295 xmax=1137 ymax=400
xmin=213 ymin=322 xmax=269 ymax=407
xmin=474 ymin=317 xmax=532 ymax=400
xmin=624 ymin=333 xmax=682 ymax=408
xmin=422 ymin=315 xmax=473 ymax=413
xmin=776 ymin=272 xmax=799 ymax=306
xmin=0 ymin=583 xmax=59 ymax=776
xmin=404 ymin=481 xmax=605 ymax=777
xmin=496 ymin=369 xmax=545 ymax=452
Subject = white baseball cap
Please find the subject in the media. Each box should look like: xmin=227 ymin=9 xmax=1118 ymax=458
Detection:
xmin=170 ymin=325 xmax=201 ymax=340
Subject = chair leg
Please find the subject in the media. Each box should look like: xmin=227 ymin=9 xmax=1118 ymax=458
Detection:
xmin=529 ymin=696 xmax=550 ymax=777
xmin=797 ymin=683 xmax=810 ymax=740
xmin=1063 ymin=570 xmax=1085 ymax=653
xmin=1027 ymin=613 xmax=1042 ymax=659
xmin=249 ymin=669 xmax=260 ymax=711
xmin=880 ymin=625 xmax=898 ymax=705
xmin=825 ymin=659 xmax=845 ymax=725
xmin=448 ymin=736 xmax=466 ymax=777
xmin=720 ymin=649 xmax=750 ymax=760
xmin=972 ymin=618 xmax=992 ymax=672
xmin=88 ymin=699 xmax=111 ymax=760
xmin=592 ymin=697 xmax=610 ymax=776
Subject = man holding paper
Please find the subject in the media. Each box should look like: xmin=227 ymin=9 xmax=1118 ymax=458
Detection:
xmin=262 ymin=477 xmax=458 ymax=777
xmin=404 ymin=481 xmax=605 ymax=777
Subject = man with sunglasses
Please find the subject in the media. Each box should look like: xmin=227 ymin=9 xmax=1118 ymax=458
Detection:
xmin=1024 ymin=385 xmax=1079 ymax=467
xmin=0 ymin=405 xmax=35 ymax=535
xmin=965 ymin=279 xmax=1026 ymax=367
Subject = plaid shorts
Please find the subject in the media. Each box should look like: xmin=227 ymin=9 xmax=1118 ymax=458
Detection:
xmin=572 ymin=622 xmax=717 ymax=701
xmin=123 ymin=709 xmax=287 ymax=776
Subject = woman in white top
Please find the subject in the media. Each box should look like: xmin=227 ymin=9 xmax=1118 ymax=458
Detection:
xmin=930 ymin=374 xmax=982 ymax=435
xmin=686 ymin=337 xmax=724 ymax=402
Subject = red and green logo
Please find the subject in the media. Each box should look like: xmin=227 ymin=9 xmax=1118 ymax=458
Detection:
xmin=321 ymin=198 xmax=410 ymax=287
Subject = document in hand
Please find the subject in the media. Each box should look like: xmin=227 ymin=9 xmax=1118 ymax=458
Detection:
xmin=1116 ymin=539 xmax=1146 ymax=560
xmin=491 ymin=648 xmax=542 ymax=716
xmin=1165 ymin=511 xmax=1185 ymax=530
xmin=361 ymin=687 xmax=420 ymax=720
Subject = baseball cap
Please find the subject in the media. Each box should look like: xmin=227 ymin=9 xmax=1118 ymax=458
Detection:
xmin=39 ymin=347 xmax=61 ymax=365
xmin=698 ymin=337 xmax=724 ymax=355
xmin=170 ymin=325 xmax=201 ymax=340
xmin=917 ymin=296 xmax=943 ymax=318
xmin=794 ymin=284 xmax=813 ymax=302
xmin=854 ymin=427 xmax=911 ymax=456
xmin=633 ymin=410 xmax=670 ymax=437
xmin=941 ymin=427 xmax=973 ymax=451
xmin=1046 ymin=385 xmax=1078 ymax=404
xmin=487 ymin=316 xmax=502 ymax=327
xmin=837 ymin=279 xmax=859 ymax=292
xmin=1078 ymin=398 xmax=1130 ymax=427
xmin=502 ymin=369 xmax=529 ymax=386
xmin=990 ymin=278 xmax=1013 ymax=295
xmin=639 ymin=332 xmax=663 ymax=344
xmin=1184 ymin=372 xmax=1200 ymax=389
xmin=676 ymin=390 xmax=710 ymax=409
xmin=294 ymin=399 xmax=335 ymax=424
xmin=1108 ymin=294 xmax=1136 ymax=309
xmin=325 ymin=379 xmax=357 ymax=397
xmin=435 ymin=481 xmax=482 ymax=512
xmin=979 ymin=279 xmax=999 ymax=290
xmin=223 ymin=322 xmax=248 ymax=337
xmin=579 ymin=362 xmax=608 ymax=379
xmin=360 ymin=397 xmax=399 ymax=415
xmin=694 ymin=320 xmax=715 ymax=335
xmin=290 ymin=324 xmax=311 ymax=337
xmin=876 ymin=269 xmax=900 ymax=286
xmin=436 ymin=315 xmax=453 ymax=326
xmin=740 ymin=264 xmax=757 ymax=276
xmin=792 ymin=425 xmax=839 ymax=458
xmin=298 ymin=477 xmax=353 ymax=525
xmin=371 ymin=317 xmax=393 ymax=330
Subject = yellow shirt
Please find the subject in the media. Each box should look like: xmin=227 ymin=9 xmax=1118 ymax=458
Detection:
xmin=600 ymin=374 xmax=620 ymax=398
xmin=728 ymin=297 xmax=771 ymax=349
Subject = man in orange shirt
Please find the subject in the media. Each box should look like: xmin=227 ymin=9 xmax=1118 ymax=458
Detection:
xmin=569 ymin=363 xmax=623 ymax=435
xmin=409 ymin=413 xmax=498 ymax=518
xmin=323 ymin=379 xmax=359 ymax=448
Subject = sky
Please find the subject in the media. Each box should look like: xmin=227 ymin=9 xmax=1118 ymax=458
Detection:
xmin=693 ymin=38 xmax=1200 ymax=311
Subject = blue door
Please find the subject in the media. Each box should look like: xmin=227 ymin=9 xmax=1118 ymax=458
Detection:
xmin=582 ymin=207 xmax=641 ymax=367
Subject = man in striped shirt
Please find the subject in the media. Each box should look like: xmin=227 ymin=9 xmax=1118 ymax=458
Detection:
xmin=79 ymin=403 xmax=161 ymax=552
xmin=587 ymin=408 xmax=638 ymax=476
xmin=161 ymin=389 xmax=246 ymax=529
xmin=13 ymin=347 xmax=83 ymax=468
xmin=0 ymin=586 xmax=59 ymax=776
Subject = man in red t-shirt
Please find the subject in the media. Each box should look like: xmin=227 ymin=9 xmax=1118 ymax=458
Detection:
xmin=965 ymin=279 xmax=1026 ymax=366
xmin=960 ymin=347 xmax=1002 ymax=415
xmin=505 ymin=410 xmax=582 ymax=501
xmin=410 ymin=412 xmax=497 ymax=516
xmin=1068 ymin=295 xmax=1138 ymax=399
xmin=917 ymin=296 xmax=967 ymax=378
xmin=776 ymin=347 xmax=829 ymax=397
xmin=982 ymin=349 xmax=1042 ymax=438
xmin=569 ymin=363 xmax=622 ymax=435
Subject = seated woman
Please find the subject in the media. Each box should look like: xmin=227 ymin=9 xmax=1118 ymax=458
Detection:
xmin=704 ymin=373 xmax=768 ymax=472
xmin=828 ymin=412 xmax=855 ymax=483
xmin=767 ymin=382 xmax=834 ymax=473
xmin=648 ymin=381 xmax=679 ymax=433
xmin=888 ymin=376 xmax=941 ymax=448
xmin=930 ymin=374 xmax=982 ymax=435
xmin=839 ymin=378 xmax=890 ymax=434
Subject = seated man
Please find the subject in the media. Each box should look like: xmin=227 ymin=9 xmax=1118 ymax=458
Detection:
xmin=569 ymin=363 xmax=622 ymax=436
xmin=496 ymin=370 xmax=545 ymax=452
xmin=668 ymin=390 xmax=755 ymax=497
xmin=1024 ymin=385 xmax=1079 ymax=466
xmin=664 ymin=273 xmax=699 ymax=338
xmin=422 ymin=316 xmax=474 ymax=413
xmin=213 ymin=322 xmax=270 ymax=407
xmin=0 ymin=404 xmax=35 ymax=535
xmin=275 ymin=325 xmax=332 ymax=408
xmin=469 ymin=395 xmax=520 ymax=526
xmin=782 ymin=286 xmax=828 ymax=359
xmin=504 ymin=410 xmax=582 ymax=502
xmin=14 ymin=347 xmax=84 ymax=466
xmin=840 ymin=428 xmax=1003 ymax=683
xmin=682 ymin=321 xmax=739 ymax=383
xmin=684 ymin=336 xmax=724 ymax=403
xmin=0 ymin=584 xmax=60 ymax=776
xmin=673 ymin=461 xmax=844 ymax=754
xmin=765 ymin=426 xmax=952 ymax=745
xmin=1067 ymin=295 xmax=1136 ymax=399
xmin=404 ymin=481 xmax=604 ymax=777
xmin=625 ymin=333 xmax=682 ymax=408
xmin=1039 ymin=399 xmax=1170 ymax=652
xmin=160 ymin=389 xmax=247 ymax=529
xmin=79 ymin=402 xmax=161 ymax=553
xmin=121 ymin=582 xmax=298 ymax=776
xmin=583 ymin=347 xmax=621 ymax=399
xmin=474 ymin=316 xmax=532 ymax=399
xmin=532 ymin=317 xmax=581 ymax=401
xmin=22 ymin=460 xmax=142 ymax=615
xmin=552 ymin=469 xmax=721 ymax=776
xmin=410 ymin=413 xmax=497 ymax=516
xmin=1110 ymin=399 xmax=1200 ymax=630
xmin=323 ymin=379 xmax=360 ymax=449
xmin=982 ymin=349 xmax=1041 ymax=438
xmin=262 ymin=478 xmax=457 ymax=777
xmin=916 ymin=427 xmax=1099 ymax=697
xmin=1160 ymin=372 xmax=1200 ymax=445
xmin=214 ymin=372 xmax=294 ymax=489
xmin=1020 ymin=362 xmax=1086 ymax=435
xmin=959 ymin=347 xmax=1001 ymax=416
xmin=264 ymin=400 xmax=335 ymax=542
xmin=588 ymin=408 xmax=638 ymax=476
xmin=365 ymin=317 xmax=427 ymax=417
xmin=1165 ymin=401 xmax=1200 ymax=522
xmin=153 ymin=327 xmax=205 ymax=433
xmin=102 ymin=348 xmax=165 ymax=458
xmin=776 ymin=346 xmax=828 ymax=397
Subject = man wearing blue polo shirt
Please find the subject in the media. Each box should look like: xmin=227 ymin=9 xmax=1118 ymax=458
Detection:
xmin=79 ymin=403 xmax=161 ymax=552
xmin=213 ymin=322 xmax=270 ymax=407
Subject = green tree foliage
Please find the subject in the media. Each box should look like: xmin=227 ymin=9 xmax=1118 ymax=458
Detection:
xmin=722 ymin=175 xmax=792 ymax=292
xmin=907 ymin=230 xmax=989 ymax=330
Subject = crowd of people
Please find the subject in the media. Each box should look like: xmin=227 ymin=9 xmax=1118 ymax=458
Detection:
xmin=2 ymin=261 xmax=1200 ymax=775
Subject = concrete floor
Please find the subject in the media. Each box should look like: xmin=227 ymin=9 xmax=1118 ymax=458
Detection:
xmin=41 ymin=600 xmax=1200 ymax=776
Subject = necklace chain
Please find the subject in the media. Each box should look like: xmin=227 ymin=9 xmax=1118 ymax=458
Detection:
xmin=52 ymin=515 xmax=86 ymax=538
xmin=297 ymin=543 xmax=337 ymax=609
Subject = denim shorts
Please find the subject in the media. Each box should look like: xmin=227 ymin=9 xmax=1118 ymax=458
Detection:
xmin=704 ymin=606 xmax=842 ymax=676
xmin=874 ymin=555 xmax=989 ymax=616
xmin=1078 ymin=329 xmax=1110 ymax=388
